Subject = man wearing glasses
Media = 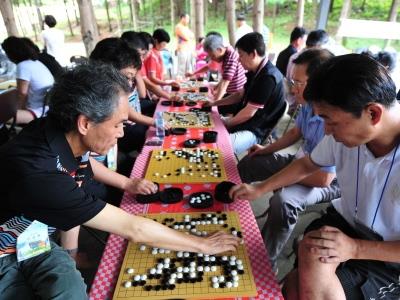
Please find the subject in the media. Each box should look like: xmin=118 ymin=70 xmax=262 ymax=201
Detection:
xmin=237 ymin=48 xmax=340 ymax=272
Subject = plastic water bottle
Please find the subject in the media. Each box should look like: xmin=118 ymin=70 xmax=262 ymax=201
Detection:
xmin=155 ymin=111 xmax=165 ymax=141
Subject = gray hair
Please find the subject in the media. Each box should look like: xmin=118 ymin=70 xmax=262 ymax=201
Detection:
xmin=47 ymin=63 xmax=131 ymax=133
xmin=204 ymin=34 xmax=224 ymax=52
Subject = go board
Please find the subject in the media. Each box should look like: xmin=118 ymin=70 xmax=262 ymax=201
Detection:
xmin=163 ymin=112 xmax=213 ymax=128
xmin=181 ymin=92 xmax=209 ymax=102
xmin=145 ymin=149 xmax=228 ymax=183
xmin=113 ymin=211 xmax=257 ymax=300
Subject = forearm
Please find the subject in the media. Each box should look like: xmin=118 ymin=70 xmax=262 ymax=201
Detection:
xmin=89 ymin=157 xmax=129 ymax=190
xmin=298 ymin=170 xmax=335 ymax=187
xmin=144 ymin=77 xmax=170 ymax=99
xmin=193 ymin=65 xmax=209 ymax=75
xmin=85 ymin=204 xmax=205 ymax=252
xmin=135 ymin=73 xmax=147 ymax=98
xmin=355 ymin=240 xmax=400 ymax=263
xmin=214 ymin=79 xmax=230 ymax=100
xmin=128 ymin=107 xmax=155 ymax=126
xmin=213 ymin=90 xmax=243 ymax=106
xmin=257 ymin=156 xmax=319 ymax=194
xmin=149 ymin=73 xmax=168 ymax=86
xmin=225 ymin=109 xmax=254 ymax=128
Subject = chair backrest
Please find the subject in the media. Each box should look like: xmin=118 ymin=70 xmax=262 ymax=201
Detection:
xmin=0 ymin=88 xmax=17 ymax=123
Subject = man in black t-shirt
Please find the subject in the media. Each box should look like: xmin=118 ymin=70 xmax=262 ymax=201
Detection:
xmin=0 ymin=64 xmax=239 ymax=299
xmin=206 ymin=32 xmax=286 ymax=155
xmin=275 ymin=26 xmax=307 ymax=76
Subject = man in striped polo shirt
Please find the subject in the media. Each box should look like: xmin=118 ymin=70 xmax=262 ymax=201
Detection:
xmin=203 ymin=34 xmax=246 ymax=115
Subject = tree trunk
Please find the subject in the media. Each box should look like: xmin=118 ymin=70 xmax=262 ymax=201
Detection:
xmin=0 ymin=0 xmax=19 ymax=36
xmin=226 ymin=0 xmax=235 ymax=46
xmin=64 ymin=0 xmax=75 ymax=36
xmin=360 ymin=0 xmax=367 ymax=12
xmin=170 ymin=0 xmax=175 ymax=33
xmin=190 ymin=0 xmax=196 ymax=35
xmin=15 ymin=6 xmax=27 ymax=36
xmin=77 ymin=0 xmax=99 ymax=55
xmin=130 ymin=0 xmax=137 ymax=30
xmin=296 ymin=0 xmax=305 ymax=27
xmin=204 ymin=0 xmax=207 ymax=26
xmin=337 ymin=0 xmax=351 ymax=44
xmin=73 ymin=0 xmax=80 ymax=25
xmin=33 ymin=0 xmax=43 ymax=30
xmin=385 ymin=0 xmax=400 ymax=47
xmin=89 ymin=0 xmax=100 ymax=35
xmin=116 ymin=0 xmax=123 ymax=31
xmin=271 ymin=1 xmax=277 ymax=33
xmin=214 ymin=0 xmax=218 ymax=18
xmin=24 ymin=0 xmax=38 ymax=41
xmin=252 ymin=0 xmax=263 ymax=33
xmin=104 ymin=0 xmax=112 ymax=32
xmin=194 ymin=0 xmax=204 ymax=41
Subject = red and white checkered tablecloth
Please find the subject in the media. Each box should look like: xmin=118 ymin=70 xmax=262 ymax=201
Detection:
xmin=89 ymin=103 xmax=283 ymax=300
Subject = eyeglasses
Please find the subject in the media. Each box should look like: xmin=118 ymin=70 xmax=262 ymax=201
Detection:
xmin=288 ymin=79 xmax=306 ymax=88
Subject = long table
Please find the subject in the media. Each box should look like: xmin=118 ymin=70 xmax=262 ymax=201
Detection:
xmin=89 ymin=99 xmax=283 ymax=299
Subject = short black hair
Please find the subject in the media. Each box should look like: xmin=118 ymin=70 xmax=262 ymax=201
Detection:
xmin=304 ymin=54 xmax=396 ymax=117
xmin=206 ymin=31 xmax=222 ymax=38
xmin=121 ymin=31 xmax=147 ymax=51
xmin=44 ymin=15 xmax=57 ymax=27
xmin=153 ymin=28 xmax=170 ymax=44
xmin=236 ymin=14 xmax=246 ymax=21
xmin=90 ymin=38 xmax=142 ymax=70
xmin=138 ymin=31 xmax=154 ymax=48
xmin=375 ymin=51 xmax=396 ymax=72
xmin=20 ymin=37 xmax=40 ymax=54
xmin=180 ymin=13 xmax=188 ymax=19
xmin=47 ymin=63 xmax=131 ymax=133
xmin=2 ymin=36 xmax=39 ymax=63
xmin=292 ymin=48 xmax=334 ymax=77
xmin=306 ymin=30 xmax=329 ymax=47
xmin=235 ymin=32 xmax=265 ymax=57
xmin=290 ymin=26 xmax=307 ymax=43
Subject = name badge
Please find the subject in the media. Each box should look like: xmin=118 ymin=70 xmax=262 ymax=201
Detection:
xmin=16 ymin=220 xmax=51 ymax=262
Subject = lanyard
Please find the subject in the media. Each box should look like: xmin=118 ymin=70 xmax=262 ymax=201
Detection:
xmin=243 ymin=57 xmax=268 ymax=103
xmin=355 ymin=144 xmax=399 ymax=228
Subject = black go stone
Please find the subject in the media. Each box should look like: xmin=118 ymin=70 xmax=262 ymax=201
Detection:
xmin=155 ymin=285 xmax=161 ymax=291
xmin=144 ymin=285 xmax=152 ymax=291
xmin=238 ymin=270 xmax=245 ymax=274
xmin=139 ymin=281 xmax=146 ymax=286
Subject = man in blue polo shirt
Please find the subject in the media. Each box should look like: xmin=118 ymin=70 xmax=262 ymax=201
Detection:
xmin=238 ymin=48 xmax=340 ymax=271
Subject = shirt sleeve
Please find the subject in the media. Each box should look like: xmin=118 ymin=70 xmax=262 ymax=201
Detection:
xmin=310 ymin=135 xmax=336 ymax=168
xmin=222 ymin=52 xmax=237 ymax=81
xmin=9 ymin=172 xmax=106 ymax=231
xmin=246 ymin=74 xmax=275 ymax=109
xmin=146 ymin=54 xmax=157 ymax=75
xmin=16 ymin=61 xmax=32 ymax=82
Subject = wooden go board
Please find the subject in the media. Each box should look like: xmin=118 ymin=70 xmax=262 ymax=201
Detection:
xmin=113 ymin=211 xmax=257 ymax=300
xmin=163 ymin=112 xmax=213 ymax=128
xmin=144 ymin=149 xmax=228 ymax=183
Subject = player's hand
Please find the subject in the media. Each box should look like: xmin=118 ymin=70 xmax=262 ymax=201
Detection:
xmin=248 ymin=144 xmax=265 ymax=157
xmin=201 ymin=231 xmax=240 ymax=255
xmin=302 ymin=226 xmax=360 ymax=264
xmin=126 ymin=178 xmax=158 ymax=195
xmin=185 ymin=72 xmax=193 ymax=78
xmin=229 ymin=183 xmax=264 ymax=201
xmin=170 ymin=80 xmax=180 ymax=88
xmin=169 ymin=94 xmax=182 ymax=102
xmin=202 ymin=100 xmax=214 ymax=108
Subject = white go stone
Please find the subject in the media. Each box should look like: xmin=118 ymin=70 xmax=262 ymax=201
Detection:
xmin=170 ymin=273 xmax=177 ymax=279
xmin=204 ymin=266 xmax=211 ymax=272
xmin=133 ymin=275 xmax=141 ymax=281
xmin=183 ymin=252 xmax=190 ymax=258
xmin=190 ymin=272 xmax=196 ymax=278
xmin=164 ymin=263 xmax=170 ymax=269
xmin=202 ymin=231 xmax=207 ymax=236
xmin=157 ymin=263 xmax=164 ymax=269
xmin=213 ymin=282 xmax=219 ymax=289
xmin=124 ymin=281 xmax=132 ymax=288
xmin=211 ymin=276 xmax=219 ymax=283
xmin=222 ymin=256 xmax=228 ymax=261
xmin=197 ymin=266 xmax=204 ymax=272
xmin=210 ymin=256 xmax=216 ymax=262
xmin=177 ymin=251 xmax=183 ymax=258
xmin=126 ymin=268 xmax=134 ymax=274
xmin=164 ymin=258 xmax=170 ymax=264
xmin=218 ymin=275 xmax=225 ymax=282
xmin=233 ymin=275 xmax=239 ymax=282
xmin=177 ymin=273 xmax=183 ymax=279
xmin=190 ymin=261 xmax=196 ymax=267
xmin=211 ymin=266 xmax=217 ymax=272
xmin=139 ymin=245 xmax=146 ymax=251
xmin=183 ymin=267 xmax=189 ymax=273
xmin=149 ymin=268 xmax=156 ymax=274
xmin=165 ymin=249 xmax=171 ymax=254
xmin=237 ymin=265 xmax=244 ymax=270
xmin=231 ymin=270 xmax=238 ymax=276
xmin=140 ymin=275 xmax=147 ymax=280
xmin=233 ymin=281 xmax=239 ymax=288
xmin=226 ymin=282 xmax=233 ymax=288
xmin=151 ymin=249 xmax=158 ymax=255
xmin=159 ymin=248 xmax=165 ymax=254
xmin=236 ymin=259 xmax=243 ymax=265
xmin=156 ymin=269 xmax=163 ymax=274
xmin=177 ymin=266 xmax=183 ymax=272
xmin=230 ymin=256 xmax=237 ymax=261
xmin=229 ymin=261 xmax=236 ymax=266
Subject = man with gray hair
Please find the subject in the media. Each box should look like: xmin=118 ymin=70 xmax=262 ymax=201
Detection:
xmin=0 ymin=63 xmax=240 ymax=298
xmin=203 ymin=34 xmax=246 ymax=114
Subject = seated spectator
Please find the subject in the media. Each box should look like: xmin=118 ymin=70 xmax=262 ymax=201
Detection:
xmin=230 ymin=54 xmax=400 ymax=300
xmin=0 ymin=63 xmax=239 ymax=299
xmin=275 ymin=26 xmax=307 ymax=76
xmin=2 ymin=36 xmax=54 ymax=124
xmin=144 ymin=29 xmax=178 ymax=87
xmin=237 ymin=49 xmax=340 ymax=271
xmin=205 ymin=33 xmax=286 ymax=155
xmin=286 ymin=29 xmax=329 ymax=78
xmin=21 ymin=37 xmax=63 ymax=78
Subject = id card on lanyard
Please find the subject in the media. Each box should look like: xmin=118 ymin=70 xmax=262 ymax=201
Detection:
xmin=16 ymin=220 xmax=51 ymax=262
